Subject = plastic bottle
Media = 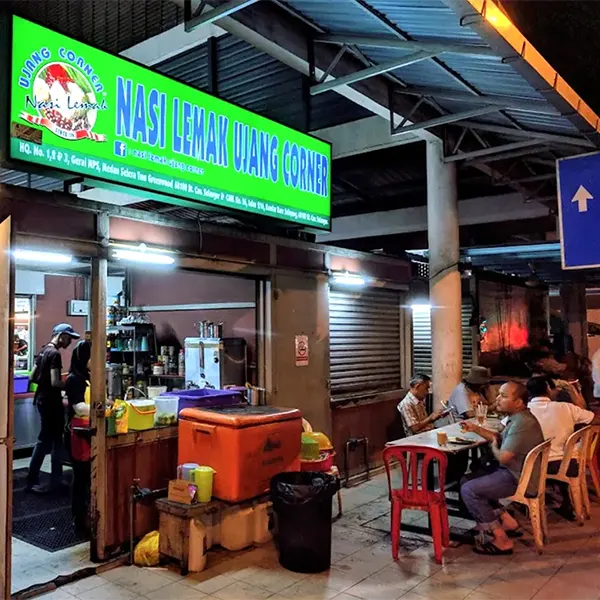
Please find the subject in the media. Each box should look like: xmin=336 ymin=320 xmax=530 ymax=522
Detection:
xmin=253 ymin=501 xmax=273 ymax=545
xmin=178 ymin=349 xmax=185 ymax=377
xmin=188 ymin=519 xmax=207 ymax=572
xmin=220 ymin=507 xmax=254 ymax=551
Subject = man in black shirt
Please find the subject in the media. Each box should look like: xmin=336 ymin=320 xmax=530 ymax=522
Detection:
xmin=27 ymin=323 xmax=80 ymax=493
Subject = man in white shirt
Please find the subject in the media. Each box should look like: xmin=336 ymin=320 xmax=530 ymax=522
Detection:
xmin=527 ymin=375 xmax=599 ymax=519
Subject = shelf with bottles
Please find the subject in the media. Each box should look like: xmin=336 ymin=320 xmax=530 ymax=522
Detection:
xmin=106 ymin=323 xmax=156 ymax=333
xmin=107 ymin=325 xmax=155 ymax=353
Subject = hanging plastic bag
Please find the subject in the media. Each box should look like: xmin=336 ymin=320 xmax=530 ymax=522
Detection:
xmin=134 ymin=531 xmax=160 ymax=567
xmin=113 ymin=399 xmax=129 ymax=434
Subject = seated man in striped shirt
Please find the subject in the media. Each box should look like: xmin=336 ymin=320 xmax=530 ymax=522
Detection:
xmin=398 ymin=374 xmax=465 ymax=486
xmin=398 ymin=374 xmax=446 ymax=436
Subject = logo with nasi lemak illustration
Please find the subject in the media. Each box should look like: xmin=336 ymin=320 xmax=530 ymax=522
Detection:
xmin=18 ymin=47 xmax=108 ymax=142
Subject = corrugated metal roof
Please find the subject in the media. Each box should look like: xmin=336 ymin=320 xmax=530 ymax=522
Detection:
xmin=0 ymin=168 xmax=63 ymax=193
xmin=156 ymin=34 xmax=371 ymax=132
xmin=7 ymin=0 xmax=183 ymax=54
xmin=281 ymin=0 xmax=598 ymax=147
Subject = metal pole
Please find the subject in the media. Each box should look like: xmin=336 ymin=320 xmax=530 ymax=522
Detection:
xmin=427 ymin=140 xmax=462 ymax=409
xmin=559 ymin=283 xmax=588 ymax=357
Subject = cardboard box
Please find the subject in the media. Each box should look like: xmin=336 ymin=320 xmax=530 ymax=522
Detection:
xmin=168 ymin=479 xmax=198 ymax=505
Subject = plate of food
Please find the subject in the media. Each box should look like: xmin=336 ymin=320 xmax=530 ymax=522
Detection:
xmin=447 ymin=436 xmax=474 ymax=445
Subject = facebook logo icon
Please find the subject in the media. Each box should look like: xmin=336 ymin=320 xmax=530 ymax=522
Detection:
xmin=114 ymin=141 xmax=127 ymax=157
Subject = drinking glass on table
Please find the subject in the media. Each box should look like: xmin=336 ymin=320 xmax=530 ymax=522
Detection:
xmin=475 ymin=403 xmax=487 ymax=426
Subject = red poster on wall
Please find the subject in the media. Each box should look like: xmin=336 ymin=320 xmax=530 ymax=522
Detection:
xmin=295 ymin=335 xmax=309 ymax=367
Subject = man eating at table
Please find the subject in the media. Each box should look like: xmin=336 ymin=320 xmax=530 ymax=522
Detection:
xmin=460 ymin=381 xmax=544 ymax=555
xmin=527 ymin=374 xmax=599 ymax=520
xmin=398 ymin=374 xmax=446 ymax=436
xmin=399 ymin=374 xmax=467 ymax=485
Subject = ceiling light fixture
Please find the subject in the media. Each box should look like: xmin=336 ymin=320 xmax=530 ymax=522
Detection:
xmin=14 ymin=249 xmax=73 ymax=264
xmin=411 ymin=303 xmax=431 ymax=312
xmin=331 ymin=271 xmax=366 ymax=287
xmin=111 ymin=243 xmax=176 ymax=266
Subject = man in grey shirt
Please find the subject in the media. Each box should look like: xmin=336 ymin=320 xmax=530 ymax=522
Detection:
xmin=459 ymin=381 xmax=544 ymax=555
xmin=447 ymin=366 xmax=491 ymax=418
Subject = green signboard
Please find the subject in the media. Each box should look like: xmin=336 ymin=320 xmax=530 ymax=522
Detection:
xmin=7 ymin=16 xmax=331 ymax=229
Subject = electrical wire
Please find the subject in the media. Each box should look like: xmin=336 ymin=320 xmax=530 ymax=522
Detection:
xmin=428 ymin=261 xmax=461 ymax=282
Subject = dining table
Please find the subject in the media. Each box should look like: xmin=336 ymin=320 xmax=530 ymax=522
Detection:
xmin=385 ymin=416 xmax=504 ymax=541
xmin=387 ymin=416 xmax=504 ymax=453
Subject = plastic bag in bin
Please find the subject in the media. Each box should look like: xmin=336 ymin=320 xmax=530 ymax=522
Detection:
xmin=271 ymin=472 xmax=339 ymax=505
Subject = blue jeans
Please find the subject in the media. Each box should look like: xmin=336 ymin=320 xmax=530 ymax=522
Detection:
xmin=460 ymin=465 xmax=518 ymax=529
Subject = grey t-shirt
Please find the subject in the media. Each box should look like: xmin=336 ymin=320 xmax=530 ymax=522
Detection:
xmin=448 ymin=382 xmax=485 ymax=417
xmin=501 ymin=409 xmax=545 ymax=492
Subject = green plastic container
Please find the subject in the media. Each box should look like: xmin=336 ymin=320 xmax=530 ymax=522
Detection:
xmin=301 ymin=434 xmax=320 ymax=461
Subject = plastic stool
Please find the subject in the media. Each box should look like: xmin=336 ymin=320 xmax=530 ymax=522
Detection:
xmin=344 ymin=437 xmax=370 ymax=488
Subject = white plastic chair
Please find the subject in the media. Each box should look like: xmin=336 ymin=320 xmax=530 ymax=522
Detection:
xmin=505 ymin=438 xmax=552 ymax=554
xmin=586 ymin=426 xmax=600 ymax=506
xmin=547 ymin=425 xmax=592 ymax=525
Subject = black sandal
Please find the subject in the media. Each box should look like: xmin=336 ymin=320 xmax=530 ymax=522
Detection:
xmin=473 ymin=541 xmax=514 ymax=556
xmin=505 ymin=528 xmax=524 ymax=538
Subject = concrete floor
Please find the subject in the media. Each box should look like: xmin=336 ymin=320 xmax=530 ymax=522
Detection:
xmin=30 ymin=471 xmax=600 ymax=600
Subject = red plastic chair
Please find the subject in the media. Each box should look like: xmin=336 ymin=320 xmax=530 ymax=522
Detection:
xmin=383 ymin=445 xmax=450 ymax=564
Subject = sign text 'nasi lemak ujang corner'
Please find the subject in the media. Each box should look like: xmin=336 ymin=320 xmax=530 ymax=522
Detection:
xmin=7 ymin=16 xmax=331 ymax=229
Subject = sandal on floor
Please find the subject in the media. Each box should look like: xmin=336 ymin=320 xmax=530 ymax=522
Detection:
xmin=473 ymin=541 xmax=514 ymax=556
xmin=505 ymin=528 xmax=524 ymax=538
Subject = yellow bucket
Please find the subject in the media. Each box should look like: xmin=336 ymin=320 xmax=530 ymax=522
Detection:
xmin=192 ymin=466 xmax=216 ymax=503
xmin=127 ymin=400 xmax=156 ymax=431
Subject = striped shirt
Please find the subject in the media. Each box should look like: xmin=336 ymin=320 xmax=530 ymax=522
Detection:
xmin=398 ymin=391 xmax=432 ymax=436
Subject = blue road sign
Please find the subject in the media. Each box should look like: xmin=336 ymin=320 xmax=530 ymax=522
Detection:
xmin=557 ymin=151 xmax=600 ymax=269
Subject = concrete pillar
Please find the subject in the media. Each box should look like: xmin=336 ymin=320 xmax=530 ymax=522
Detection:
xmin=427 ymin=140 xmax=462 ymax=409
xmin=559 ymin=282 xmax=588 ymax=357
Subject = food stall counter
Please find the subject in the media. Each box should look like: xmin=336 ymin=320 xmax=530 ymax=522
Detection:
xmin=14 ymin=391 xmax=39 ymax=450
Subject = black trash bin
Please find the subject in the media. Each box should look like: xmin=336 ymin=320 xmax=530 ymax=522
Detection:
xmin=270 ymin=471 xmax=339 ymax=574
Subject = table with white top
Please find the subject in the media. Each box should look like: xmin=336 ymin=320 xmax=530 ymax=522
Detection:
xmin=386 ymin=417 xmax=504 ymax=453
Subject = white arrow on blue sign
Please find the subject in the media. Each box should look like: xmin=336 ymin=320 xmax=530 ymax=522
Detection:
xmin=557 ymin=151 xmax=600 ymax=269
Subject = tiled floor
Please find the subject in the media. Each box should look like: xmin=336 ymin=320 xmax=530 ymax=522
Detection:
xmin=12 ymin=539 xmax=94 ymax=594
xmin=12 ymin=456 xmax=93 ymax=595
xmin=33 ymin=472 xmax=600 ymax=600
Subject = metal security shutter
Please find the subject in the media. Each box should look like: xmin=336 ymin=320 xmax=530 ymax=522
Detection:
xmin=412 ymin=307 xmax=433 ymax=375
xmin=329 ymin=288 xmax=402 ymax=397
xmin=461 ymin=302 xmax=474 ymax=372
xmin=412 ymin=301 xmax=474 ymax=375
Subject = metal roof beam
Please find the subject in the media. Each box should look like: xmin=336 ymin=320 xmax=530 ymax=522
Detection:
xmin=316 ymin=193 xmax=549 ymax=243
xmin=121 ymin=13 xmax=227 ymax=66
xmin=397 ymin=86 xmax=555 ymax=114
xmin=454 ymin=120 xmax=595 ymax=149
xmin=314 ymin=34 xmax=497 ymax=57
xmin=311 ymin=116 xmax=421 ymax=158
xmin=493 ymin=173 xmax=554 ymax=186
xmin=310 ymin=51 xmax=438 ymax=96
xmin=464 ymin=243 xmax=561 ymax=257
xmin=184 ymin=0 xmax=261 ymax=31
xmin=447 ymin=140 xmax=546 ymax=163
xmin=169 ymin=0 xmax=439 ymax=142
xmin=393 ymin=106 xmax=501 ymax=135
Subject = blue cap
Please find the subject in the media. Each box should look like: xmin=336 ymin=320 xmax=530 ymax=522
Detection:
xmin=53 ymin=323 xmax=80 ymax=339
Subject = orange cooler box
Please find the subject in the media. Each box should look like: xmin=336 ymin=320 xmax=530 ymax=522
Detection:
xmin=178 ymin=405 xmax=302 ymax=503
